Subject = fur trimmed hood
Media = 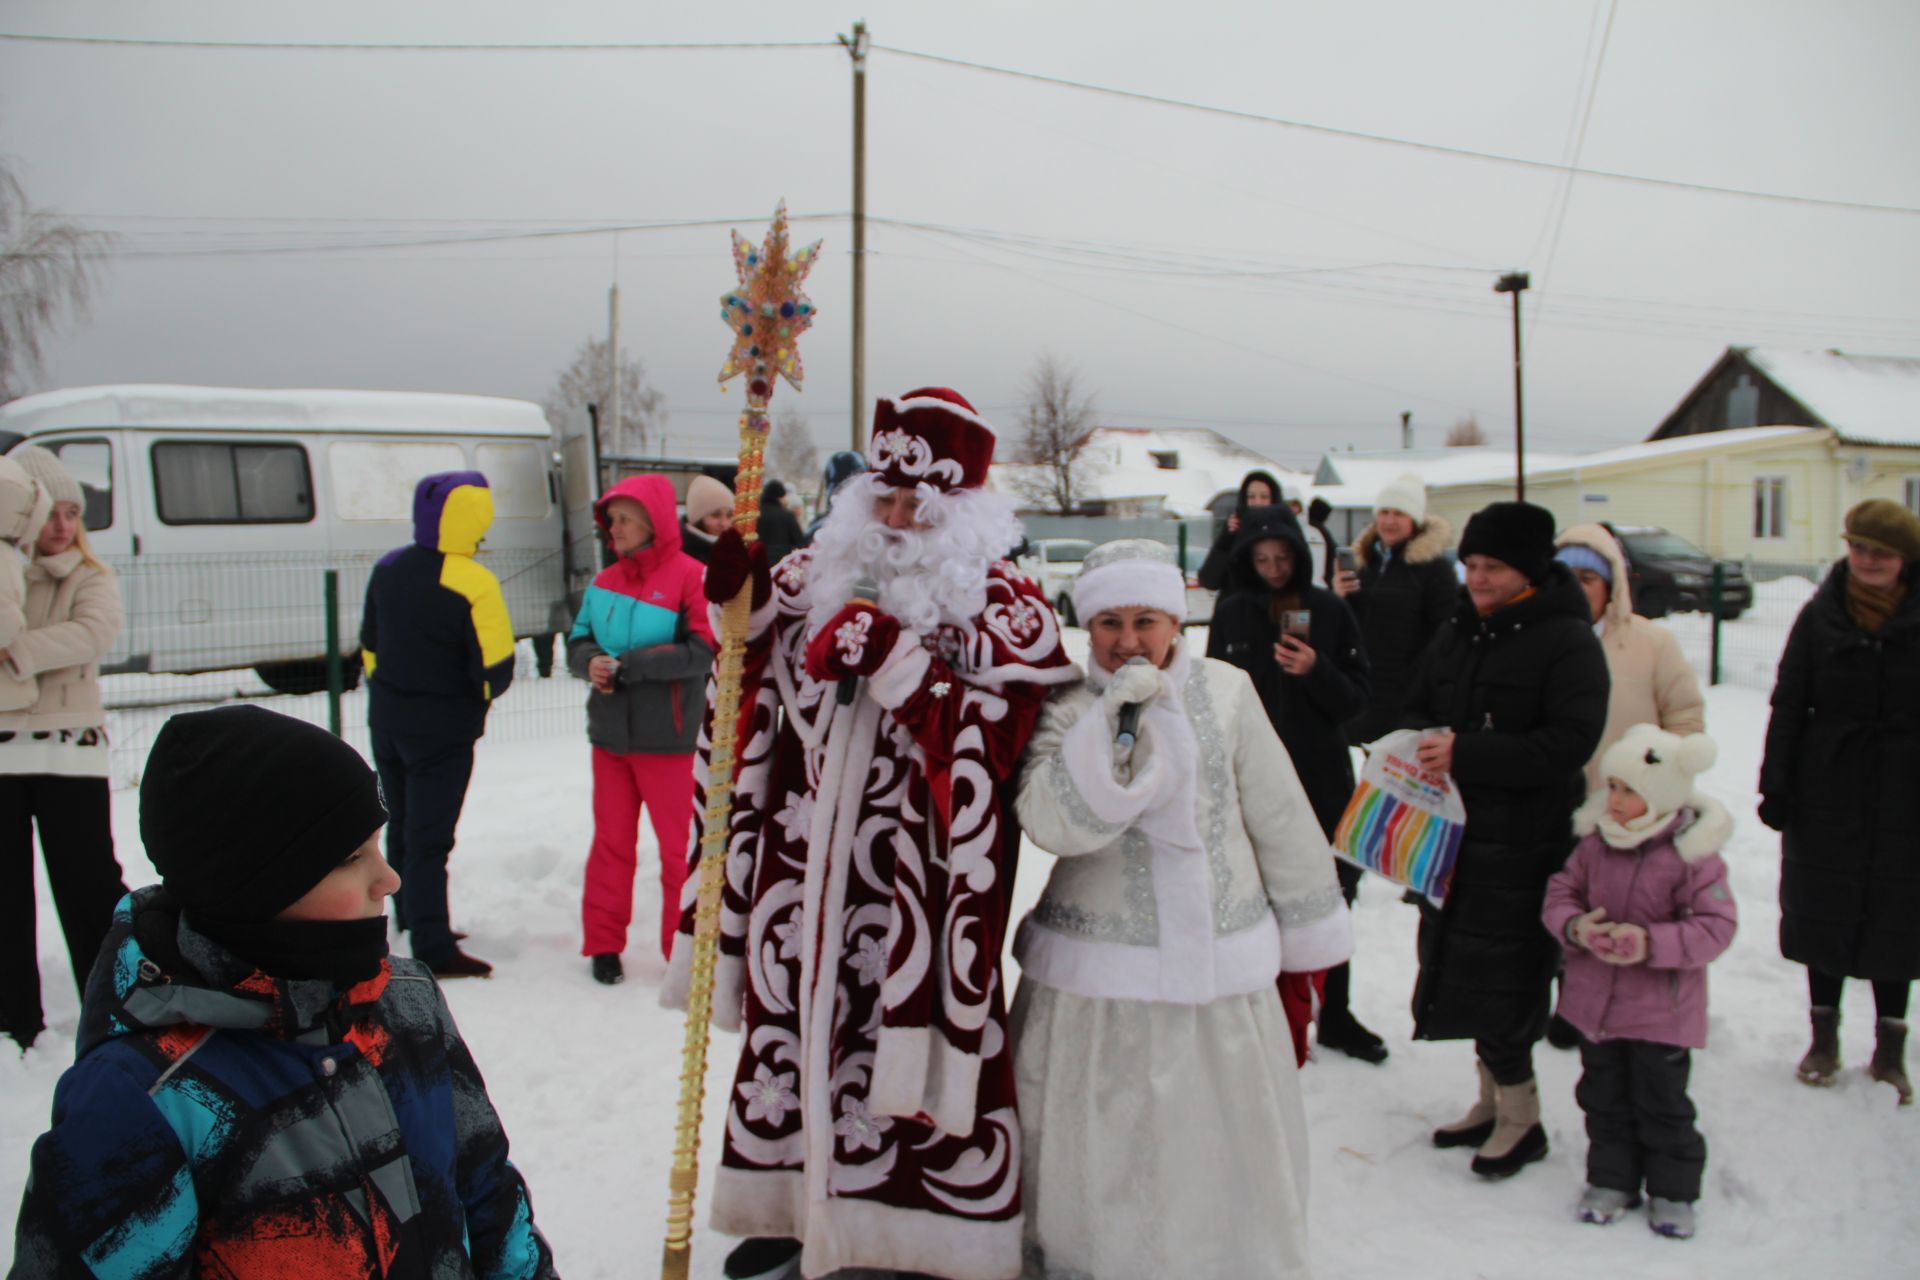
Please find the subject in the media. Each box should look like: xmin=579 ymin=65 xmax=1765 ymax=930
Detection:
xmin=1555 ymin=521 xmax=1635 ymax=628
xmin=1572 ymin=788 xmax=1732 ymax=862
xmin=1354 ymin=513 xmax=1452 ymax=572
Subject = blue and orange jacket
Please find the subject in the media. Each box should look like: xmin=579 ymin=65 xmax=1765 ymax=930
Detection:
xmin=9 ymin=887 xmax=557 ymax=1279
xmin=564 ymin=475 xmax=714 ymax=755
xmin=361 ymin=472 xmax=516 ymax=741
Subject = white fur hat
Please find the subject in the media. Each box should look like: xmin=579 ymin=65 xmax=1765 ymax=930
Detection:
xmin=1374 ymin=473 xmax=1427 ymax=523
xmin=1600 ymin=723 xmax=1718 ymax=821
xmin=1071 ymin=539 xmax=1186 ymax=625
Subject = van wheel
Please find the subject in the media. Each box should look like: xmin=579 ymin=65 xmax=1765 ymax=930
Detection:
xmin=255 ymin=656 xmax=363 ymax=695
xmin=1055 ymin=593 xmax=1077 ymax=627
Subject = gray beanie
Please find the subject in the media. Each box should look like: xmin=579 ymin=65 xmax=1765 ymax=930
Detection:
xmin=7 ymin=444 xmax=84 ymax=508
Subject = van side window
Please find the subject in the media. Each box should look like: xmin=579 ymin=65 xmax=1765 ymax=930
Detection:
xmin=328 ymin=441 xmax=464 ymax=521
xmin=475 ymin=442 xmax=549 ymax=519
xmin=49 ymin=439 xmax=114 ymax=532
xmin=153 ymin=442 xmax=314 ymax=524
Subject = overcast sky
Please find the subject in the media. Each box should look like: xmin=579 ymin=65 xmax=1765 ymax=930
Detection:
xmin=4 ymin=0 xmax=1917 ymax=468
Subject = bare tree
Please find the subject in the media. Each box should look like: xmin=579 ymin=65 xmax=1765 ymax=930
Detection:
xmin=1444 ymin=413 xmax=1488 ymax=447
xmin=0 ymin=166 xmax=115 ymax=403
xmin=767 ymin=406 xmax=820 ymax=488
xmin=544 ymin=336 xmax=665 ymax=455
xmin=1009 ymin=354 xmax=1103 ymax=514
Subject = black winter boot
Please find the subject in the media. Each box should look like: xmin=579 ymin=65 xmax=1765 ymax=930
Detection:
xmin=591 ymin=953 xmax=625 ymax=986
xmin=1797 ymin=1006 xmax=1841 ymax=1086
xmin=1470 ymin=1077 xmax=1549 ymax=1179
xmin=1316 ymin=963 xmax=1389 ymax=1064
xmin=723 ymin=1237 xmax=802 ymax=1280
xmin=1868 ymin=1017 xmax=1913 ymax=1106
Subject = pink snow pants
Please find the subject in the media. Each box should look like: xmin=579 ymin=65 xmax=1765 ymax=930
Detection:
xmin=583 ymin=748 xmax=695 ymax=960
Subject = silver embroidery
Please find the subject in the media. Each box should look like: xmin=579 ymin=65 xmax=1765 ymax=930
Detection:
xmin=1046 ymin=753 xmax=1123 ymax=836
xmin=1030 ymin=829 xmax=1158 ymax=945
xmin=1185 ymin=666 xmax=1267 ymax=932
xmin=1272 ymin=882 xmax=1347 ymax=928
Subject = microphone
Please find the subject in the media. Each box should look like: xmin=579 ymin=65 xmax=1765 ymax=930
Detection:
xmin=1113 ymin=655 xmax=1153 ymax=751
xmin=837 ymin=575 xmax=881 ymax=705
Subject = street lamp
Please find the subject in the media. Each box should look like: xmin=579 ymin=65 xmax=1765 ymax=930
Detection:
xmin=1494 ymin=271 xmax=1530 ymax=500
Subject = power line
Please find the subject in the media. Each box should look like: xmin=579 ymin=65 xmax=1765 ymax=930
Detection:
xmin=872 ymin=44 xmax=1920 ymax=218
xmin=0 ymin=31 xmax=835 ymax=52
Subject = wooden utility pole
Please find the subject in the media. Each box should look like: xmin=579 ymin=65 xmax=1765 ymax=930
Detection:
xmin=1494 ymin=271 xmax=1530 ymax=500
xmin=607 ymin=281 xmax=622 ymax=454
xmin=1400 ymin=410 xmax=1412 ymax=450
xmin=839 ymin=20 xmax=870 ymax=451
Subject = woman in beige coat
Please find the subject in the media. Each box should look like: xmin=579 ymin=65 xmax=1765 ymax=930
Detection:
xmin=1545 ymin=522 xmax=1705 ymax=1050
xmin=1 ymin=445 xmax=128 ymax=1053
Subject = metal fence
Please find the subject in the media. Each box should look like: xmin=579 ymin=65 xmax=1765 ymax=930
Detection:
xmin=1658 ymin=560 xmax=1826 ymax=694
xmin=96 ymin=548 xmax=590 ymax=788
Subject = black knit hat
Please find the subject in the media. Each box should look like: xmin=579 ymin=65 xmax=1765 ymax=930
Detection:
xmin=140 ymin=706 xmax=388 ymax=922
xmin=1459 ymin=501 xmax=1557 ymax=583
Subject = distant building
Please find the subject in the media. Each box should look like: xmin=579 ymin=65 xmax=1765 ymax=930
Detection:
xmin=991 ymin=425 xmax=1299 ymax=520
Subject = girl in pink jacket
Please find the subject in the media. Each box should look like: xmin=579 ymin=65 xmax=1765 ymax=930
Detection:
xmin=1542 ymin=723 xmax=1737 ymax=1242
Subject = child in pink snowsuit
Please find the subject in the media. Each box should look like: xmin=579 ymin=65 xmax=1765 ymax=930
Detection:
xmin=1542 ymin=722 xmax=1737 ymax=1242
xmin=567 ymin=474 xmax=715 ymax=982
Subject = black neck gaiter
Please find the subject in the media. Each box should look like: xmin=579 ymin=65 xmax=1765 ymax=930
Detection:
xmin=189 ymin=913 xmax=391 ymax=986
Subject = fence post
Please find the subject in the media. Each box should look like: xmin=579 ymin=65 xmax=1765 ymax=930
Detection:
xmin=1709 ymin=563 xmax=1724 ymax=688
xmin=324 ymin=570 xmax=344 ymax=736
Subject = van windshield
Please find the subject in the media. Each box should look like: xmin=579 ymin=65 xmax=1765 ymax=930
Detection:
xmin=1045 ymin=541 xmax=1093 ymax=563
xmin=1623 ymin=531 xmax=1707 ymax=560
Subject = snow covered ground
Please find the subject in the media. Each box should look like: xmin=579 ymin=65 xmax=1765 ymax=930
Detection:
xmin=5 ymin=621 xmax=1916 ymax=1279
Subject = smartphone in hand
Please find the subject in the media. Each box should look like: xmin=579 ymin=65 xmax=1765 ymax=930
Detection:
xmin=1335 ymin=546 xmax=1358 ymax=574
xmin=1281 ymin=609 xmax=1312 ymax=640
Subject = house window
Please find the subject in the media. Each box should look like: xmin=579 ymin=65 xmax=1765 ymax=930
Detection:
xmin=153 ymin=442 xmax=314 ymax=525
xmin=1906 ymin=477 xmax=1920 ymax=517
xmin=1148 ymin=449 xmax=1180 ymax=470
xmin=1753 ymin=475 xmax=1787 ymax=540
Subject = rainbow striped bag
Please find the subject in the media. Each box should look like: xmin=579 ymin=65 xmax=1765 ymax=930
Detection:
xmin=1332 ymin=729 xmax=1467 ymax=905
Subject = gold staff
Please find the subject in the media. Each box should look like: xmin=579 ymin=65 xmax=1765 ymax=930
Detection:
xmin=662 ymin=202 xmax=822 ymax=1280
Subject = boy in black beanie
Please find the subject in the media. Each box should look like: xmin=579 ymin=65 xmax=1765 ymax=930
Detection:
xmin=11 ymin=706 xmax=558 ymax=1279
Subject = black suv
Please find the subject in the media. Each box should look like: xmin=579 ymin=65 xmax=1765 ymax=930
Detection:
xmin=1601 ymin=523 xmax=1753 ymax=621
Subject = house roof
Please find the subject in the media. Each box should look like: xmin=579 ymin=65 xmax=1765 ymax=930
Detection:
xmin=0 ymin=384 xmax=553 ymax=438
xmin=1742 ymin=348 xmax=1920 ymax=447
xmin=990 ymin=424 xmax=1299 ymax=517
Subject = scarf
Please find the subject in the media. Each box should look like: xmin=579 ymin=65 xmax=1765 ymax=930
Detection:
xmin=1478 ymin=584 xmax=1539 ymax=619
xmin=1844 ymin=571 xmax=1907 ymax=634
xmin=188 ymin=912 xmax=391 ymax=986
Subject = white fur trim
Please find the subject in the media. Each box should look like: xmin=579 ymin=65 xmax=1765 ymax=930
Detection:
xmin=1057 ymin=707 xmax=1166 ymax=830
xmin=1278 ymin=904 xmax=1354 ymax=973
xmin=1071 ymin=558 xmax=1187 ymax=625
xmin=709 ymin=593 xmax=778 ymax=646
xmin=1014 ymin=914 xmax=1282 ymax=1004
xmin=865 ymin=631 xmax=931 ymax=709
xmin=799 ymin=1188 xmax=1023 ymax=1280
xmin=1574 ymin=789 xmax=1733 ymax=862
xmin=658 ymin=936 xmax=746 ymax=1032
xmin=869 ymin=1024 xmax=983 ymax=1136
xmin=708 ymin=1165 xmax=807 ymax=1240
xmin=1672 ymin=793 xmax=1734 ymax=863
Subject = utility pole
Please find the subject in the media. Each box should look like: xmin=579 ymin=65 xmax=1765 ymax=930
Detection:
xmin=607 ymin=281 xmax=622 ymax=456
xmin=838 ymin=21 xmax=871 ymax=451
xmin=1400 ymin=410 xmax=1412 ymax=451
xmin=1494 ymin=271 xmax=1530 ymax=500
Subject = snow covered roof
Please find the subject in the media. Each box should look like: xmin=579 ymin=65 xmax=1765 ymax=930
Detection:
xmin=1744 ymin=348 xmax=1920 ymax=447
xmin=1313 ymin=427 xmax=1826 ymax=506
xmin=990 ymin=425 xmax=1300 ymax=517
xmin=0 ymin=384 xmax=553 ymax=438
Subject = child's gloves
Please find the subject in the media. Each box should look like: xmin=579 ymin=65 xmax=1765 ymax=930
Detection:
xmin=1568 ymin=907 xmax=1610 ymax=951
xmin=1598 ymin=922 xmax=1648 ymax=966
xmin=705 ymin=529 xmax=772 ymax=608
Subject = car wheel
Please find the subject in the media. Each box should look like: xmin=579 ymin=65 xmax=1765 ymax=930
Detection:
xmin=1055 ymin=593 xmax=1077 ymax=627
xmin=255 ymin=656 xmax=363 ymax=695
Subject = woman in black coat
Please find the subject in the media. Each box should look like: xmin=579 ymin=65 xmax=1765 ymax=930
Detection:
xmin=1400 ymin=501 xmax=1608 ymax=1178
xmin=1206 ymin=504 xmax=1385 ymax=1060
xmin=1760 ymin=499 xmax=1920 ymax=1105
xmin=1335 ymin=475 xmax=1458 ymax=746
xmin=1195 ymin=469 xmax=1283 ymax=592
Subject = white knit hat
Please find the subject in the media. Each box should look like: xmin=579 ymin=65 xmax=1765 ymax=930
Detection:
xmin=1600 ymin=723 xmax=1718 ymax=822
xmin=1374 ymin=473 xmax=1427 ymax=523
xmin=1071 ymin=539 xmax=1187 ymax=624
xmin=7 ymin=444 xmax=84 ymax=509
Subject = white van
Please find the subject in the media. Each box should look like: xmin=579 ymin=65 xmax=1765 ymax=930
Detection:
xmin=0 ymin=385 xmax=598 ymax=691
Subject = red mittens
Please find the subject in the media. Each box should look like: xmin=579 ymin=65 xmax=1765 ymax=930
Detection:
xmin=804 ymin=603 xmax=903 ymax=683
xmin=704 ymin=528 xmax=772 ymax=608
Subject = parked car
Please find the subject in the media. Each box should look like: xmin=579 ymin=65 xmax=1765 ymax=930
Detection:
xmin=1177 ymin=541 xmax=1216 ymax=627
xmin=1601 ymin=523 xmax=1752 ymax=620
xmin=1017 ymin=538 xmax=1096 ymax=624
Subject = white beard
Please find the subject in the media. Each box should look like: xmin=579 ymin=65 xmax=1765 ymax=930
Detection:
xmin=806 ymin=473 xmax=1023 ymax=636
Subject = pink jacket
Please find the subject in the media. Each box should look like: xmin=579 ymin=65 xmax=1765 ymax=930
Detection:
xmin=1542 ymin=792 xmax=1737 ymax=1050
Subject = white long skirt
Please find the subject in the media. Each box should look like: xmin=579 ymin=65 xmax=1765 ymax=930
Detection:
xmin=1009 ymin=978 xmax=1314 ymax=1280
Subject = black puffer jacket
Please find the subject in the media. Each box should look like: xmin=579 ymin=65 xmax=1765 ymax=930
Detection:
xmin=1196 ymin=469 xmax=1286 ymax=592
xmin=1206 ymin=505 xmax=1370 ymax=835
xmin=1344 ymin=515 xmax=1457 ymax=745
xmin=1760 ymin=559 xmax=1920 ymax=981
xmin=1399 ymin=562 xmax=1609 ymax=1044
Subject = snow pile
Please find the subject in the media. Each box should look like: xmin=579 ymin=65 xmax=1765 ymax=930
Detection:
xmin=5 ymin=632 xmax=1917 ymax=1278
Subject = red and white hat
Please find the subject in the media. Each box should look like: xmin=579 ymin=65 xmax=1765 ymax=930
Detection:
xmin=868 ymin=387 xmax=997 ymax=493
